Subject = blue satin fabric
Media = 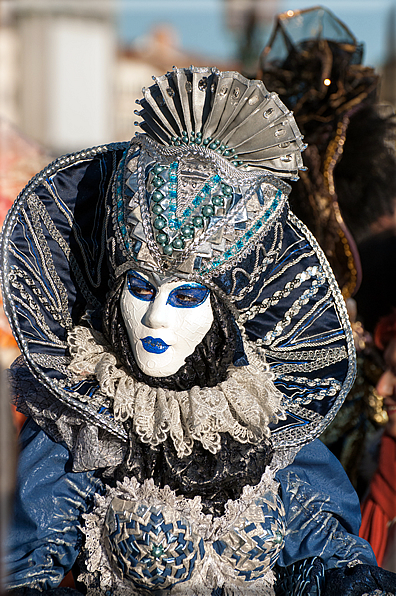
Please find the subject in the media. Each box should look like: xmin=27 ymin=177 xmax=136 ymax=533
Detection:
xmin=276 ymin=440 xmax=376 ymax=568
xmin=5 ymin=419 xmax=102 ymax=590
xmin=5 ymin=421 xmax=376 ymax=590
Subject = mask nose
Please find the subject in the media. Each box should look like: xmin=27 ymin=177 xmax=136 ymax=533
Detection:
xmin=142 ymin=291 xmax=170 ymax=329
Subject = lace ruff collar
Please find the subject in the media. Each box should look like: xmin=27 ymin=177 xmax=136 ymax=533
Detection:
xmin=67 ymin=326 xmax=284 ymax=458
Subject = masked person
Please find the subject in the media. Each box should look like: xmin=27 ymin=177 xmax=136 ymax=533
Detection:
xmin=2 ymin=67 xmax=395 ymax=596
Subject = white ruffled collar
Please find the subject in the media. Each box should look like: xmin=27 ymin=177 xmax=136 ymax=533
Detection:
xmin=67 ymin=326 xmax=284 ymax=458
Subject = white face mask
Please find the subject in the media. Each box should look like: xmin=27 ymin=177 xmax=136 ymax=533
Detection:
xmin=120 ymin=270 xmax=214 ymax=377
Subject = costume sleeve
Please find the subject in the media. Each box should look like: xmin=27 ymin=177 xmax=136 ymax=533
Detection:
xmin=5 ymin=418 xmax=103 ymax=590
xmin=275 ymin=439 xmax=377 ymax=570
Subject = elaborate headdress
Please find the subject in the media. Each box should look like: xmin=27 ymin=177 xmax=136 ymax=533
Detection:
xmin=260 ymin=6 xmax=396 ymax=298
xmin=1 ymin=67 xmax=354 ymax=464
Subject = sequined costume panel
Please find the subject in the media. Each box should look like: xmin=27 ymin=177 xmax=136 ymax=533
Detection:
xmin=1 ymin=140 xmax=355 ymax=452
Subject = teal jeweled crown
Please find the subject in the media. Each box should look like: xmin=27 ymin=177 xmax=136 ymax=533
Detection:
xmin=112 ymin=67 xmax=306 ymax=282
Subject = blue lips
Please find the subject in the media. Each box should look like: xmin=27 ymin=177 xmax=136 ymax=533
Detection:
xmin=141 ymin=336 xmax=170 ymax=354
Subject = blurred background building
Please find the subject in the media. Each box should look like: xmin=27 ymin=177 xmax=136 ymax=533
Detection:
xmin=1 ymin=0 xmax=396 ymax=154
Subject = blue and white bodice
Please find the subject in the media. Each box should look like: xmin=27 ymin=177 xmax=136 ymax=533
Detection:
xmin=80 ymin=470 xmax=285 ymax=596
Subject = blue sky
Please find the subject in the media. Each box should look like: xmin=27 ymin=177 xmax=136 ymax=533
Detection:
xmin=117 ymin=0 xmax=396 ymax=67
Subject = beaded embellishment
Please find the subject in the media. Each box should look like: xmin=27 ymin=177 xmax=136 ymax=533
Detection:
xmin=112 ymin=137 xmax=289 ymax=282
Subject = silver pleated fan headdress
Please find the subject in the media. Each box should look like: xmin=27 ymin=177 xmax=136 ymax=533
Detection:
xmin=0 ymin=67 xmax=355 ymax=461
xmin=135 ymin=67 xmax=305 ymax=175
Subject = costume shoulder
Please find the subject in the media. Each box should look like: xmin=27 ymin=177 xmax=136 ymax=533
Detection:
xmin=276 ymin=439 xmax=376 ymax=568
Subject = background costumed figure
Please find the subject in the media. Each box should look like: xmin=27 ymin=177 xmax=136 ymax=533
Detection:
xmin=259 ymin=6 xmax=396 ymax=496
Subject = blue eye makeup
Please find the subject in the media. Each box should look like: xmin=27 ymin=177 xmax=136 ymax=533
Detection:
xmin=127 ymin=272 xmax=156 ymax=302
xmin=166 ymin=284 xmax=209 ymax=308
xmin=126 ymin=272 xmax=209 ymax=308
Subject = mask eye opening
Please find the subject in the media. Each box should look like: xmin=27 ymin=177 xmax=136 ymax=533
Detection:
xmin=127 ymin=271 xmax=156 ymax=302
xmin=167 ymin=284 xmax=210 ymax=308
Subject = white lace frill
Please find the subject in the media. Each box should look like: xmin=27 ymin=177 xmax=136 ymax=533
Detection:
xmin=67 ymin=326 xmax=284 ymax=458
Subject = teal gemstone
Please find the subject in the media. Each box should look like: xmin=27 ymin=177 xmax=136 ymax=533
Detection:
xmin=273 ymin=531 xmax=283 ymax=545
xmin=181 ymin=225 xmax=194 ymax=238
xmin=192 ymin=216 xmax=204 ymax=228
xmin=156 ymin=232 xmax=168 ymax=245
xmin=153 ymin=176 xmax=164 ymax=188
xmin=153 ymin=164 xmax=163 ymax=174
xmin=172 ymin=237 xmax=184 ymax=250
xmin=222 ymin=185 xmax=233 ymax=196
xmin=154 ymin=216 xmax=167 ymax=230
xmin=152 ymin=204 xmax=164 ymax=215
xmin=223 ymin=150 xmax=230 ymax=157
xmin=152 ymin=190 xmax=163 ymax=202
xmin=212 ymin=195 xmax=224 ymax=207
xmin=202 ymin=205 xmax=214 ymax=217
xmin=163 ymin=244 xmax=173 ymax=256
xmin=151 ymin=544 xmax=164 ymax=559
xmin=209 ymin=142 xmax=217 ymax=150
